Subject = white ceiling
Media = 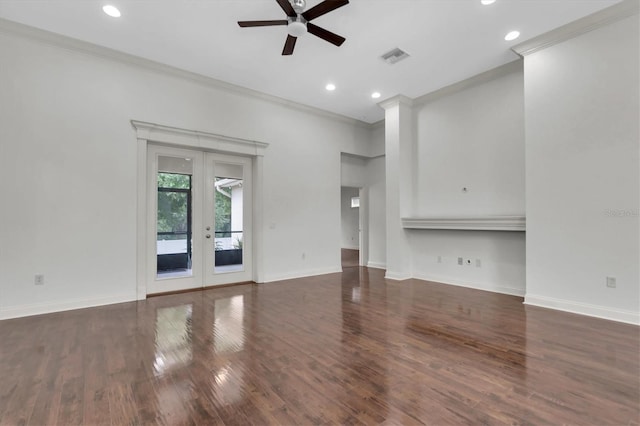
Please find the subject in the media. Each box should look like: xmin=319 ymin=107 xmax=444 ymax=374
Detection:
xmin=0 ymin=0 xmax=622 ymax=123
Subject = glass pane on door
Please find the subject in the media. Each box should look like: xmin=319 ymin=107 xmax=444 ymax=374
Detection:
xmin=156 ymin=156 xmax=193 ymax=278
xmin=213 ymin=163 xmax=244 ymax=274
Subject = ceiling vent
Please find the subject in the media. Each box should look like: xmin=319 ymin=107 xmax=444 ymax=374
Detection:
xmin=380 ymin=47 xmax=410 ymax=64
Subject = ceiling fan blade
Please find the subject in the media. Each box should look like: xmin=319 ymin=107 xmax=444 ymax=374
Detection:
xmin=282 ymin=35 xmax=297 ymax=55
xmin=302 ymin=0 xmax=349 ymax=21
xmin=307 ymin=23 xmax=345 ymax=46
xmin=238 ymin=20 xmax=288 ymax=27
xmin=276 ymin=0 xmax=297 ymax=17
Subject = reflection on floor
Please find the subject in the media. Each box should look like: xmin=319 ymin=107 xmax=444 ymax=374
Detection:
xmin=341 ymin=248 xmax=359 ymax=268
xmin=0 ymin=268 xmax=638 ymax=425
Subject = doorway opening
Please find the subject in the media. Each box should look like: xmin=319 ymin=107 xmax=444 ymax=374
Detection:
xmin=341 ymin=186 xmax=361 ymax=269
xmin=147 ymin=145 xmax=253 ymax=295
xmin=133 ymin=120 xmax=268 ymax=300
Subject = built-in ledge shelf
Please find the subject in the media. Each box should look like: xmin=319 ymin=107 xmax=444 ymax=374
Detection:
xmin=401 ymin=216 xmax=526 ymax=231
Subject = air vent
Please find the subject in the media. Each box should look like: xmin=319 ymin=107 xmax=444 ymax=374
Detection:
xmin=380 ymin=47 xmax=410 ymax=64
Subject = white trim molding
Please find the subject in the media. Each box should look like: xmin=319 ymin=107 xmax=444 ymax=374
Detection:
xmin=384 ymin=271 xmax=412 ymax=281
xmin=512 ymin=0 xmax=639 ymax=57
xmin=525 ymin=294 xmax=639 ymax=325
xmin=378 ymin=94 xmax=415 ymax=110
xmin=131 ymin=121 xmax=269 ymax=157
xmin=366 ymin=261 xmax=387 ymax=270
xmin=413 ymin=60 xmax=523 ymax=107
xmin=401 ymin=216 xmax=526 ymax=231
xmin=413 ymin=274 xmax=525 ymax=298
xmin=370 ymin=120 xmax=385 ymax=131
xmin=262 ymin=267 xmax=343 ymax=283
xmin=0 ymin=294 xmax=136 ymax=321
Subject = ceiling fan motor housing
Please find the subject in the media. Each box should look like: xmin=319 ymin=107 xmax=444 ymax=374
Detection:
xmin=287 ymin=16 xmax=307 ymax=37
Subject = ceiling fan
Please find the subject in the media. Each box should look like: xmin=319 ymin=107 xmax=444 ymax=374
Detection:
xmin=238 ymin=0 xmax=349 ymax=55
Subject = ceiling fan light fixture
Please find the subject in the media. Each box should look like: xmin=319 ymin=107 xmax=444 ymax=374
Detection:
xmin=326 ymin=83 xmax=336 ymax=91
xmin=371 ymin=92 xmax=381 ymax=99
xmin=480 ymin=0 xmax=496 ymax=5
xmin=287 ymin=21 xmax=307 ymax=37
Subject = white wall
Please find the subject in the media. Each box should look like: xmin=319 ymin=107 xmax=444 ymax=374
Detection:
xmin=0 ymin=24 xmax=373 ymax=318
xmin=523 ymin=14 xmax=639 ymax=324
xmin=340 ymin=154 xmax=367 ymax=188
xmin=340 ymin=187 xmax=360 ymax=250
xmin=366 ymin=155 xmax=386 ymax=269
xmin=415 ymin=66 xmax=525 ymax=216
xmin=369 ymin=122 xmax=385 ymax=157
xmin=409 ymin=64 xmax=526 ymax=296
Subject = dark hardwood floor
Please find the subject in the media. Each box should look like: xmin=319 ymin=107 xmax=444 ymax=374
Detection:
xmin=0 ymin=267 xmax=638 ymax=425
xmin=341 ymin=249 xmax=359 ymax=268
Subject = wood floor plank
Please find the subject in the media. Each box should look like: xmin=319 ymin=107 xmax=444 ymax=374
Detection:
xmin=0 ymin=267 xmax=637 ymax=425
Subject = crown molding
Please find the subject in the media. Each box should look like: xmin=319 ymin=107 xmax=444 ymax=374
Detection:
xmin=0 ymin=17 xmax=372 ymax=130
xmin=378 ymin=95 xmax=414 ymax=110
xmin=413 ymin=60 xmax=523 ymax=107
xmin=131 ymin=120 xmax=269 ymax=156
xmin=370 ymin=119 xmax=385 ymax=131
xmin=512 ymin=0 xmax=639 ymax=57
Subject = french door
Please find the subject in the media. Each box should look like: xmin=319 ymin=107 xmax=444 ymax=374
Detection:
xmin=147 ymin=145 xmax=253 ymax=294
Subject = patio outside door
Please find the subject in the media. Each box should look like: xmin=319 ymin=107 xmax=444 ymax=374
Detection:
xmin=147 ymin=145 xmax=252 ymax=294
xmin=203 ymin=153 xmax=253 ymax=286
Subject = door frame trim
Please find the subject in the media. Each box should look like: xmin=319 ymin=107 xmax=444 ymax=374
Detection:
xmin=132 ymin=120 xmax=268 ymax=300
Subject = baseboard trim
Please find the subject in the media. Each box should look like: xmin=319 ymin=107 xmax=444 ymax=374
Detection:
xmin=0 ymin=294 xmax=136 ymax=321
xmin=148 ymin=281 xmax=255 ymax=297
xmin=263 ymin=267 xmax=343 ymax=283
xmin=524 ymin=294 xmax=639 ymax=325
xmin=384 ymin=271 xmax=412 ymax=281
xmin=366 ymin=261 xmax=386 ymax=270
xmin=413 ymin=273 xmax=525 ymax=297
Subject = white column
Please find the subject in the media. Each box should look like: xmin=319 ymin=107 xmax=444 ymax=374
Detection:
xmin=379 ymin=95 xmax=415 ymax=280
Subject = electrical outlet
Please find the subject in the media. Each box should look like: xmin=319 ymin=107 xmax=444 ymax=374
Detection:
xmin=476 ymin=259 xmax=482 ymax=268
xmin=437 ymin=256 xmax=442 ymax=264
xmin=606 ymin=277 xmax=616 ymax=288
xmin=35 ymin=274 xmax=44 ymax=285
xmin=457 ymin=257 xmax=463 ymax=266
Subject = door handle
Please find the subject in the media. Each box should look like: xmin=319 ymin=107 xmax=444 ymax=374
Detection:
xmin=206 ymin=234 xmax=211 ymax=239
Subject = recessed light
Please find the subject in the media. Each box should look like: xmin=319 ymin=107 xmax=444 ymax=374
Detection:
xmin=371 ymin=92 xmax=381 ymax=99
xmin=325 ymin=83 xmax=336 ymax=91
xmin=102 ymin=5 xmax=121 ymax=18
xmin=504 ymin=30 xmax=520 ymax=41
xmin=481 ymin=0 xmax=496 ymax=5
